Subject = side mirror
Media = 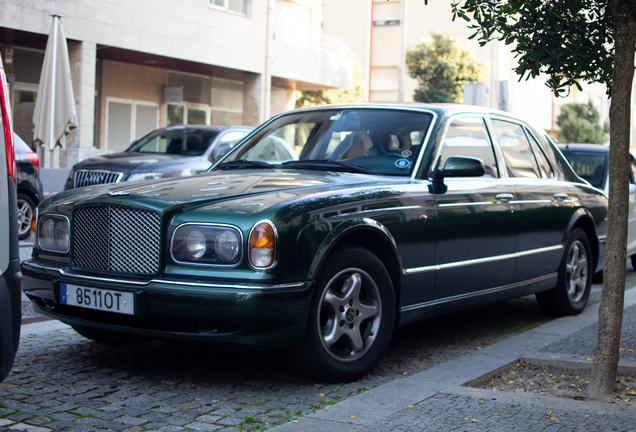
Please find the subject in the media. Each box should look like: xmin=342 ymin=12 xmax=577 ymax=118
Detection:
xmin=438 ymin=156 xmax=486 ymax=178
xmin=429 ymin=156 xmax=485 ymax=194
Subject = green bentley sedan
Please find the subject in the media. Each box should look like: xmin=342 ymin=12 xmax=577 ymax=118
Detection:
xmin=21 ymin=104 xmax=607 ymax=382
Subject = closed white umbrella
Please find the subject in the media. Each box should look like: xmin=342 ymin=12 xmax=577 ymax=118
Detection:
xmin=32 ymin=14 xmax=78 ymax=168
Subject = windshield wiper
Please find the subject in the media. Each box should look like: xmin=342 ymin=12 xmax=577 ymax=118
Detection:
xmin=282 ymin=160 xmax=381 ymax=175
xmin=217 ymin=160 xmax=274 ymax=170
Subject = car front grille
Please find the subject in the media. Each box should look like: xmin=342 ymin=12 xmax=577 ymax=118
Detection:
xmin=73 ymin=206 xmax=161 ymax=274
xmin=74 ymin=170 xmax=123 ymax=188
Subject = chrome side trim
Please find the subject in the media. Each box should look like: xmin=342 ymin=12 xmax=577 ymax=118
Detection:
xmin=440 ymin=252 xmax=517 ymax=270
xmin=404 ymin=265 xmax=437 ymax=275
xmin=509 ymin=200 xmax=552 ymax=205
xmin=400 ymin=273 xmax=558 ymax=312
xmin=517 ymin=245 xmax=563 ymax=257
xmin=404 ymin=245 xmax=563 ymax=274
xmin=438 ymin=201 xmax=493 ymax=208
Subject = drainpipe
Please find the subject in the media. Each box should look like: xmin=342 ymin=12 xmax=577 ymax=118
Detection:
xmin=398 ymin=0 xmax=408 ymax=102
xmin=368 ymin=1 xmax=374 ymax=102
xmin=263 ymin=0 xmax=274 ymax=122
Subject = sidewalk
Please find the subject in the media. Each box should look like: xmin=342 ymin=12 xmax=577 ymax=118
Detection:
xmin=271 ymin=289 xmax=636 ymax=431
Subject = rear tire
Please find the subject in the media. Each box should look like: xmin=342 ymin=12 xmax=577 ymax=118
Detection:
xmin=298 ymin=245 xmax=395 ymax=383
xmin=536 ymin=228 xmax=592 ymax=316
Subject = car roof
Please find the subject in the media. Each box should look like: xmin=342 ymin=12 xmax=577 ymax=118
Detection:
xmin=158 ymin=124 xmax=251 ymax=133
xmin=557 ymin=143 xmax=610 ymax=153
xmin=287 ymin=102 xmax=523 ymax=120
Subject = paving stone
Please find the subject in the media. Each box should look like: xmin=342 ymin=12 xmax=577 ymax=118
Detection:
xmin=183 ymin=422 xmax=222 ymax=431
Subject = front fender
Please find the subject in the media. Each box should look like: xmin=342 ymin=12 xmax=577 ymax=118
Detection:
xmin=302 ymin=217 xmax=401 ymax=281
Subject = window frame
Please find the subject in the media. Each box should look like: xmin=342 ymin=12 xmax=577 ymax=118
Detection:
xmin=104 ymin=97 xmax=159 ymax=152
xmin=432 ymin=115 xmax=501 ymax=179
xmin=209 ymin=0 xmax=248 ymax=16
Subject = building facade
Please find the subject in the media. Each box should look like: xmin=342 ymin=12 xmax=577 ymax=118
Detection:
xmin=322 ymin=0 xmax=622 ymax=143
xmin=0 ymin=0 xmax=353 ymax=168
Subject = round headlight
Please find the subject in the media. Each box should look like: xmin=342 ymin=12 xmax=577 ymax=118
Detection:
xmin=40 ymin=218 xmax=56 ymax=249
xmin=215 ymin=230 xmax=240 ymax=262
xmin=55 ymin=220 xmax=70 ymax=250
xmin=185 ymin=229 xmax=206 ymax=259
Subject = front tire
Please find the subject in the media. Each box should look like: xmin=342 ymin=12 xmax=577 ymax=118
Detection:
xmin=16 ymin=193 xmax=35 ymax=240
xmin=299 ymin=245 xmax=395 ymax=383
xmin=536 ymin=228 xmax=592 ymax=316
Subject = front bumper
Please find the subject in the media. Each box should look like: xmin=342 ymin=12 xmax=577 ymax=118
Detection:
xmin=21 ymin=259 xmax=313 ymax=346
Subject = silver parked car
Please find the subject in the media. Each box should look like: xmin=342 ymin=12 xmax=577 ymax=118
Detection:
xmin=64 ymin=124 xmax=252 ymax=190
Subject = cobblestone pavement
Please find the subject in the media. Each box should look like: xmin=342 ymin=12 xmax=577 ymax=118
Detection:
xmin=2 ymin=295 xmax=558 ymax=432
xmin=538 ymin=304 xmax=636 ymax=362
xmin=5 ymin=267 xmax=635 ymax=432
xmin=367 ymin=392 xmax=636 ymax=432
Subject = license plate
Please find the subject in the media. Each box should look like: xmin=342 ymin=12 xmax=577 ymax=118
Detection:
xmin=60 ymin=283 xmax=135 ymax=315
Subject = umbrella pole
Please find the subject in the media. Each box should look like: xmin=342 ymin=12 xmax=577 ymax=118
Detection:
xmin=49 ymin=15 xmax=60 ymax=169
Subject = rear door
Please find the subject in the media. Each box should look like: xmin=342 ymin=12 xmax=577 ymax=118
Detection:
xmin=490 ymin=119 xmax=573 ymax=282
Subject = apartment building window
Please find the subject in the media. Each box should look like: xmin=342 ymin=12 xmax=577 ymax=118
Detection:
xmin=166 ymin=77 xmax=244 ymax=127
xmin=210 ymin=0 xmax=247 ymax=14
xmin=274 ymin=0 xmax=312 ymax=49
xmin=106 ymin=98 xmax=159 ymax=152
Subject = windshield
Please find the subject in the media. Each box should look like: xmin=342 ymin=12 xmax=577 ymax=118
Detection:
xmin=128 ymin=128 xmax=220 ymax=156
xmin=218 ymin=109 xmax=434 ymax=176
xmin=561 ymin=151 xmax=607 ymax=189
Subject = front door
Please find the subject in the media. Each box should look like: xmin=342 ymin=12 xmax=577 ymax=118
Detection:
xmin=432 ymin=116 xmax=517 ymax=299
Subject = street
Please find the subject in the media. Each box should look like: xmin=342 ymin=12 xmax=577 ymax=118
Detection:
xmin=4 ymin=237 xmax=626 ymax=431
xmin=8 ymin=234 xmax=633 ymax=432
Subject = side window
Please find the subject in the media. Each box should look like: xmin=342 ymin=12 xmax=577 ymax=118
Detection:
xmin=439 ymin=117 xmax=498 ymax=178
xmin=492 ymin=120 xmax=541 ymax=178
xmin=212 ymin=131 xmax=248 ymax=157
xmin=526 ymin=130 xmax=554 ymax=178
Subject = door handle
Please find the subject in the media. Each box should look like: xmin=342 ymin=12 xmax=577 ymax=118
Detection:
xmin=495 ymin=193 xmax=514 ymax=201
xmin=553 ymin=193 xmax=568 ymax=200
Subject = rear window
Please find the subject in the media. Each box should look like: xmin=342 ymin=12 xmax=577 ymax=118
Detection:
xmin=561 ymin=151 xmax=607 ymax=189
xmin=129 ymin=129 xmax=220 ymax=156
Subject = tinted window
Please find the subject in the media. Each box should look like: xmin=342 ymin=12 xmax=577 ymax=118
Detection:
xmin=561 ymin=151 xmax=606 ymax=189
xmin=492 ymin=120 xmax=541 ymax=178
xmin=527 ymin=131 xmax=554 ymax=178
xmin=224 ymin=109 xmax=434 ymax=176
xmin=130 ymin=129 xmax=219 ymax=156
xmin=439 ymin=117 xmax=498 ymax=178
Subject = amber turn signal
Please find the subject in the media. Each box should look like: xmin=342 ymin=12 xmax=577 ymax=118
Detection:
xmin=249 ymin=222 xmax=276 ymax=268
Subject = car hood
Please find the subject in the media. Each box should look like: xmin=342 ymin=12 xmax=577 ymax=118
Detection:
xmin=46 ymin=169 xmax=401 ymax=214
xmin=71 ymin=152 xmax=184 ymax=174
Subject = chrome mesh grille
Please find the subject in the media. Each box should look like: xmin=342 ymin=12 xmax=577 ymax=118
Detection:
xmin=73 ymin=206 xmax=161 ymax=274
xmin=74 ymin=170 xmax=123 ymax=188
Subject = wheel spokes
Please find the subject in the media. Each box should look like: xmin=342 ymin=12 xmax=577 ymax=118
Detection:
xmin=319 ymin=269 xmax=382 ymax=360
xmin=566 ymin=242 xmax=587 ymax=301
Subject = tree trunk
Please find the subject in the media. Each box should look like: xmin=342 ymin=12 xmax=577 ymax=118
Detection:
xmin=587 ymin=0 xmax=636 ymax=398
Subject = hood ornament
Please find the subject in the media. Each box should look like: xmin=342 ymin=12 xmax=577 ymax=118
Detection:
xmin=108 ymin=191 xmax=130 ymax=196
